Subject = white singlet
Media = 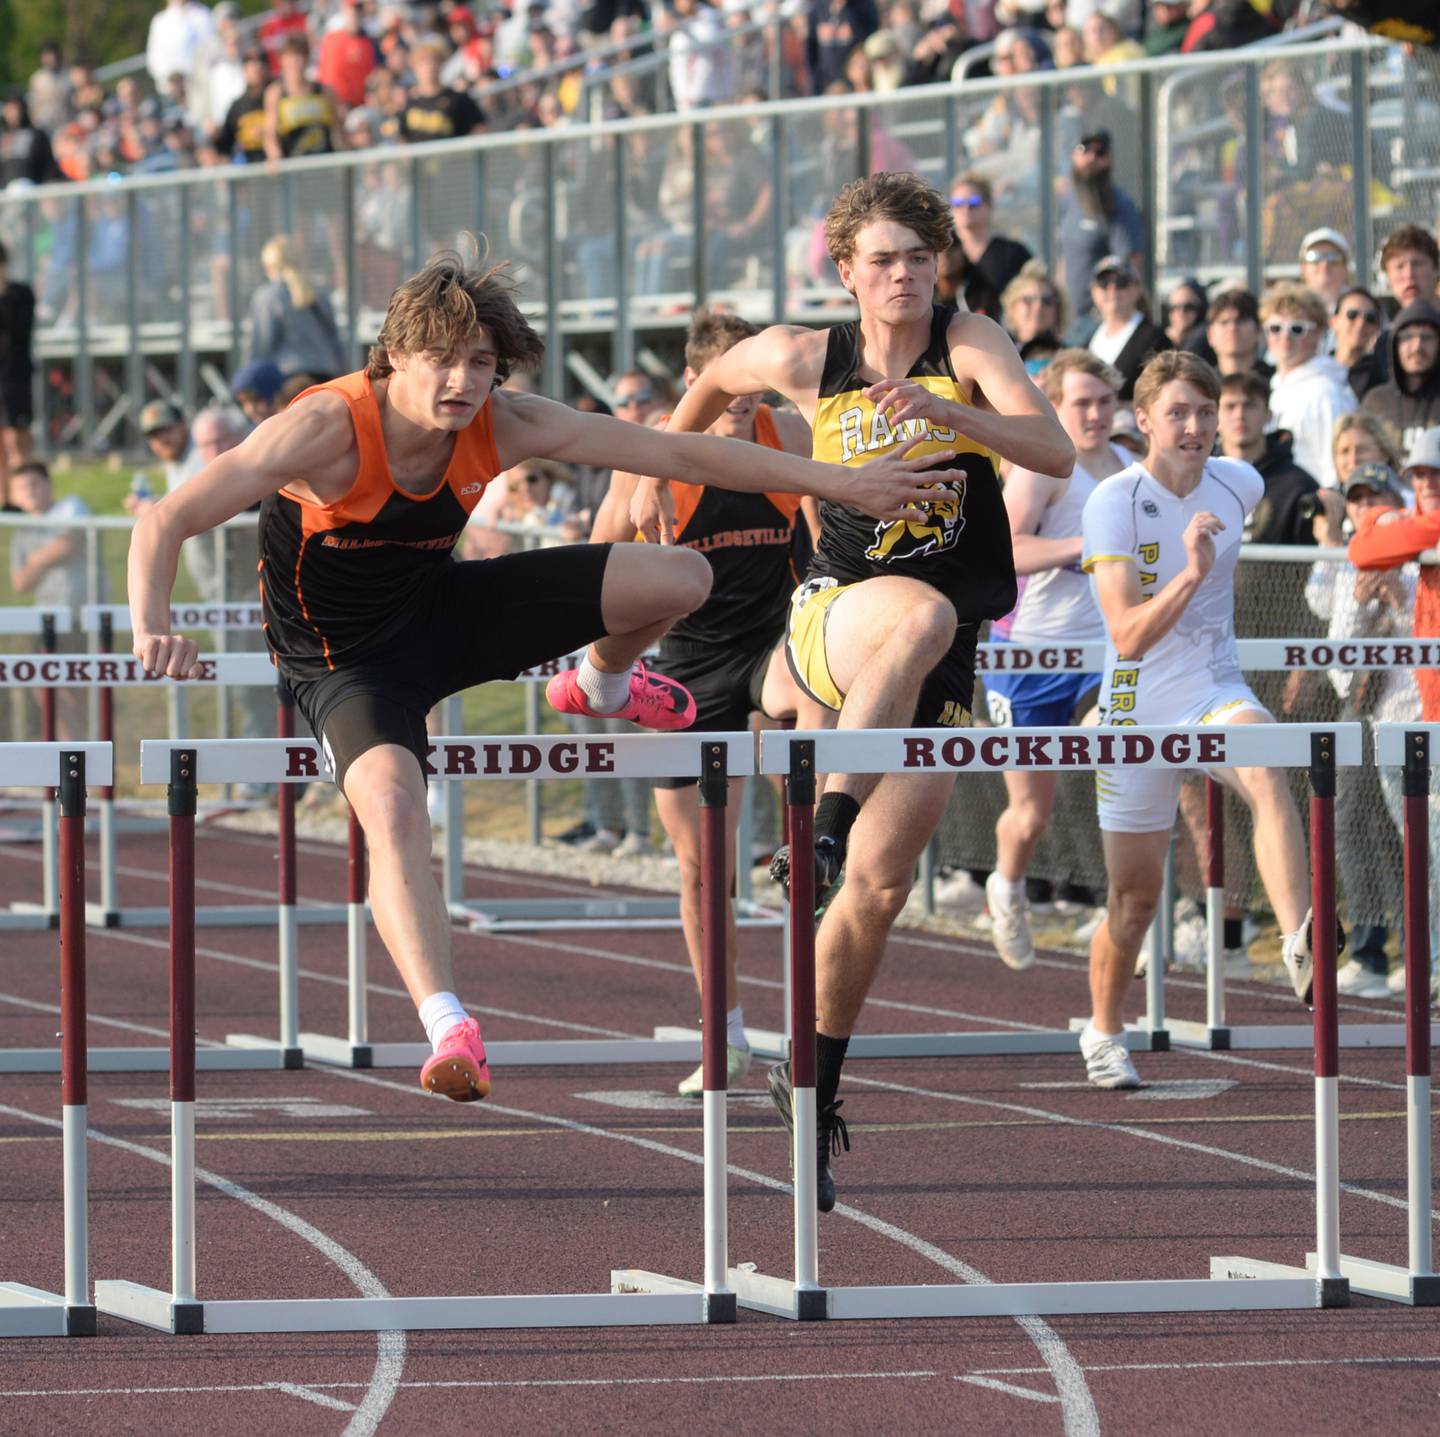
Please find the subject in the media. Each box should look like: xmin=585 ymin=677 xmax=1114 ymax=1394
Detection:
xmin=1008 ymin=445 xmax=1126 ymax=644
xmin=1081 ymin=455 xmax=1269 ymax=833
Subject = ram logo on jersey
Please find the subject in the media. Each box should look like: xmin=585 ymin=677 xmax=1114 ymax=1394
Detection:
xmin=866 ymin=479 xmax=967 ymax=562
xmin=836 ymin=404 xmax=957 ymax=463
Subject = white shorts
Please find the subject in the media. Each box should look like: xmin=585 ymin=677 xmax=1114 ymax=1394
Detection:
xmin=1095 ymin=684 xmax=1271 ymax=834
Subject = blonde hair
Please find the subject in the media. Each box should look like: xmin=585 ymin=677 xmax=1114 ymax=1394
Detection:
xmin=1260 ymin=281 xmax=1328 ymax=329
xmin=1332 ymin=410 xmax=1402 ymax=472
xmin=1039 ymin=348 xmax=1121 ymax=404
xmin=262 ymin=235 xmax=317 ymax=310
xmin=1132 ymin=350 xmax=1221 ymax=413
xmin=1000 ymin=260 xmax=1070 ymax=342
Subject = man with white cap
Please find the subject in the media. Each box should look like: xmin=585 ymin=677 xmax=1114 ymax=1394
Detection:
xmin=1299 ymin=227 xmax=1354 ymax=316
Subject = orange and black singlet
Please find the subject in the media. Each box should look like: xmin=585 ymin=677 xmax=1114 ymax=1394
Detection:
xmin=664 ymin=404 xmax=804 ymax=645
xmin=258 ymin=371 xmax=499 ymax=680
xmin=808 ymin=304 xmax=1016 ymax=622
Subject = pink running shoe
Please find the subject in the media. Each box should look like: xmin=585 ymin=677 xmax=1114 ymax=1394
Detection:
xmin=546 ymin=661 xmax=696 ymax=731
xmin=420 ymin=1017 xmax=491 ymax=1102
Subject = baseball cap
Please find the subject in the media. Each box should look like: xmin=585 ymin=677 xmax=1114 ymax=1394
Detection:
xmin=1340 ymin=461 xmax=1401 ymax=501
xmin=1091 ymin=253 xmax=1137 ymax=284
xmin=1077 ymin=129 xmax=1112 ymax=152
xmin=1402 ymin=425 xmax=1440 ymax=476
xmin=1110 ymin=407 xmax=1144 ymax=447
xmin=231 ymin=360 xmax=285 ymax=401
xmin=139 ymin=399 xmax=184 ymax=434
xmin=1299 ymin=227 xmax=1351 ymax=263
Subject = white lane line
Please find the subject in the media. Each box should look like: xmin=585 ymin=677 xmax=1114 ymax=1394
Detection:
xmin=322 ymin=1064 xmax=1099 ymax=1437
xmin=841 ymin=1071 xmax=1440 ymax=1224
xmin=967 ymin=1355 xmax=1440 ymax=1377
xmin=956 ymin=1376 xmax=1062 ymax=1403
xmin=0 ymin=1102 xmax=404 ymax=1437
xmin=271 ymin=1383 xmax=359 ymax=1412
xmin=4 ymin=1371 xmax=940 ymax=1400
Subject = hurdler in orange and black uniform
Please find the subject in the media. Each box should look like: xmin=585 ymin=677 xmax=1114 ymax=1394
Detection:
xmin=651 ymin=404 xmax=803 ymax=791
xmin=260 ymin=370 xmax=613 ymax=782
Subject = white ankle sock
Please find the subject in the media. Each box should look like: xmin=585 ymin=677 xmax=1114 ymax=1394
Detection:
xmin=726 ymin=1004 xmax=747 ymax=1050
xmin=418 ymin=991 xmax=469 ymax=1051
xmin=990 ymin=873 xmax=1025 ymax=905
xmin=576 ymin=656 xmax=632 ymax=715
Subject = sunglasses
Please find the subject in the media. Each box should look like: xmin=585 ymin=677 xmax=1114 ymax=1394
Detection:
xmin=950 ymin=194 xmax=986 ymax=209
xmin=1339 ymin=305 xmax=1380 ymax=325
xmin=615 ymin=390 xmax=655 ymax=406
xmin=1014 ymin=292 xmax=1057 ymax=306
xmin=1301 ymin=249 xmax=1347 ymax=266
xmin=1265 ymin=320 xmax=1315 ymax=338
xmin=1166 ymin=301 xmax=1202 ymax=315
xmin=1094 ymin=274 xmax=1132 ymax=289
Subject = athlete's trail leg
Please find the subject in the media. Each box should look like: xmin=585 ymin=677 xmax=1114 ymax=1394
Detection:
xmin=1090 ymin=829 xmax=1168 ymax=1034
xmin=588 ymin=543 xmax=712 ymax=673
xmin=344 ymin=743 xmax=454 ymax=1005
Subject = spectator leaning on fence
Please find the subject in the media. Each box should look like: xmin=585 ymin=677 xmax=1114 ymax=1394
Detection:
xmin=1264 ymin=281 xmax=1357 ymax=490
xmin=1361 ymin=300 xmax=1440 ymax=458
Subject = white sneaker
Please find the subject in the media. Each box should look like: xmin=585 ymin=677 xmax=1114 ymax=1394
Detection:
xmin=1282 ymin=910 xmax=1315 ymax=1006
xmin=677 ymin=1044 xmax=752 ymax=1096
xmin=984 ymin=872 xmax=1035 ymax=971
xmin=576 ymin=827 xmax=623 ymax=853
xmin=1387 ymin=963 xmax=1407 ymax=995
xmin=1335 ymin=959 xmax=1391 ymax=999
xmin=612 ymin=832 xmax=654 ymax=858
xmin=1079 ymin=1024 xmax=1143 ymax=1089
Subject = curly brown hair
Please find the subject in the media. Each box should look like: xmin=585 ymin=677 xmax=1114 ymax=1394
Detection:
xmin=367 ymin=243 xmax=544 ymax=386
xmin=823 ymin=171 xmax=954 ymax=271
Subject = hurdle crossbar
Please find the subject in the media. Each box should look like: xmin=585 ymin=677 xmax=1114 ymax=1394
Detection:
xmin=95 ymin=732 xmax=746 ymax=1333
xmin=711 ymin=724 xmax=1354 ymax=1321
xmin=0 ymin=744 xmax=107 ymax=1338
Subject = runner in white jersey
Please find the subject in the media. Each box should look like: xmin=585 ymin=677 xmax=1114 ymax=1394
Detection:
xmin=1075 ymin=351 xmax=1325 ymax=1089
xmin=985 ymin=351 xmax=1128 ymax=969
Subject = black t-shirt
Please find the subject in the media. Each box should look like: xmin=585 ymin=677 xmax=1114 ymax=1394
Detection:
xmin=0 ymin=281 xmax=36 ymax=384
xmin=218 ymin=90 xmax=268 ymax=164
xmin=400 ymin=90 xmax=486 ymax=144
xmin=1245 ymin=431 xmax=1319 ymax=546
xmin=960 ymin=235 xmax=1032 ymax=320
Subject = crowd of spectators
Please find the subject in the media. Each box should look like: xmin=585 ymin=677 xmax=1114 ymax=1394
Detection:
xmin=0 ymin=0 xmax=1388 ymax=189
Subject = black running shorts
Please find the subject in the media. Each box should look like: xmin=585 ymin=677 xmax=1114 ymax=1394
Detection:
xmin=651 ymin=630 xmax=778 ymax=790
xmin=286 ymin=543 xmax=613 ymax=790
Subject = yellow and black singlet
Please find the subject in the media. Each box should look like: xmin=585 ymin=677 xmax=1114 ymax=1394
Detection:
xmin=807 ymin=304 xmax=1016 ymax=623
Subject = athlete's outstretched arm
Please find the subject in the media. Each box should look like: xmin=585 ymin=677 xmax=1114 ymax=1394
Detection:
xmin=666 ymin=327 xmax=819 ymax=436
xmin=128 ymin=397 xmax=353 ymax=678
xmin=495 ymin=391 xmax=943 ymax=545
xmin=865 ymin=315 xmax=1074 ymax=478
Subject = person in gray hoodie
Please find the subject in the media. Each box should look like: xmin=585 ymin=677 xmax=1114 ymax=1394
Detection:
xmin=245 ymin=234 xmax=347 ymax=380
xmin=1361 ymin=301 xmax=1440 ymax=459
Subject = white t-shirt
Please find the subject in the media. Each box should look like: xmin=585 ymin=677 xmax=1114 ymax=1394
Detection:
xmin=1088 ymin=312 xmax=1142 ymax=368
xmin=1081 ymin=456 xmax=1265 ymax=722
xmin=1008 ymin=445 xmax=1126 ymax=644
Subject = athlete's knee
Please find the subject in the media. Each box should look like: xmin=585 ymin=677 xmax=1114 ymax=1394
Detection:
xmin=655 ymin=545 xmax=712 ymax=614
xmin=1106 ymin=883 xmax=1159 ymax=950
xmin=890 ymin=593 xmax=957 ymax=664
xmin=350 ymin=777 xmax=428 ymax=852
xmin=843 ymin=864 xmax=915 ymax=923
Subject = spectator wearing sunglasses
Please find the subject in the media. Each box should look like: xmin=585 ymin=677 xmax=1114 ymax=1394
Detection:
xmin=1331 ymin=285 xmax=1385 ymax=398
xmin=1298 ymin=227 xmax=1353 ymax=314
xmin=1162 ymin=277 xmax=1207 ymax=351
xmin=1361 ymin=301 xmax=1440 ymax=459
xmin=1056 ymin=129 xmax=1144 ymax=327
xmin=1085 ymin=255 xmax=1168 ymax=402
xmin=1264 ymin=281 xmax=1357 ymax=489
xmin=941 ymin=170 xmax=1032 ymax=320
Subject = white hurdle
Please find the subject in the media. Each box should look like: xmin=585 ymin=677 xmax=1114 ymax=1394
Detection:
xmin=0 ymin=741 xmax=110 ymax=1338
xmin=0 ymin=606 xmax=74 ymax=933
xmin=717 ymin=724 xmax=1355 ymax=1322
xmin=1312 ymin=724 xmax=1439 ymax=1307
xmin=93 ymin=732 xmax=749 ymax=1334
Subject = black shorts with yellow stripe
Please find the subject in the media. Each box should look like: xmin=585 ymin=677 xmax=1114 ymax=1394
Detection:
xmin=783 ymin=576 xmax=976 ymax=728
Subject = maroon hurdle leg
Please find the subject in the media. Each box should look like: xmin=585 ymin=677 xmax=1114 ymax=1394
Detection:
xmin=39 ymin=614 xmax=59 ymax=922
xmin=1205 ymin=777 xmax=1227 ymax=1037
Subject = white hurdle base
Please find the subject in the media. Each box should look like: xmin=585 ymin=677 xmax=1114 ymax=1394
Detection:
xmin=0 ymin=904 xmax=59 ymax=931
xmin=719 ymin=1269 xmax=1340 ymax=1320
xmin=299 ymin=1034 xmax=705 ymax=1069
xmin=85 ymin=902 xmax=352 ymax=931
xmin=1209 ymin=1256 xmax=1349 ymax=1307
xmin=1313 ymin=1253 xmax=1440 ymax=1307
xmin=93 ymin=1279 xmax=712 ymax=1334
xmin=1166 ymin=1019 xmax=1440 ymax=1051
xmin=0 ymin=1044 xmax=298 ymax=1075
xmin=453 ymin=897 xmax=782 ymax=934
xmin=653 ymin=1025 xmax=1164 ymax=1062
xmin=0 ymin=1283 xmax=96 ymax=1338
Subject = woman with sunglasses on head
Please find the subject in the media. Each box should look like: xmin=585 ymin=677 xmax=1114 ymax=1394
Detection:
xmin=1263 ymin=281 xmax=1357 ymax=489
xmin=1163 ymin=278 xmax=1208 ymax=352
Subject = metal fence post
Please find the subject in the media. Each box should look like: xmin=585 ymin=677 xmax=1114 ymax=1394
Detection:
xmin=1244 ymin=61 xmax=1264 ymax=295
xmin=691 ymin=120 xmax=708 ymax=307
xmin=614 ymin=133 xmax=633 ymax=375
xmin=1349 ymin=47 xmax=1372 ymax=271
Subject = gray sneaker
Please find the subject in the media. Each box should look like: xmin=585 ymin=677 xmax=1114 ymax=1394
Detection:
xmin=1080 ymin=1025 xmax=1143 ymax=1089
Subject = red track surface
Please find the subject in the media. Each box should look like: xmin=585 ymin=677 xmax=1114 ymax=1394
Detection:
xmin=1 ymin=817 xmax=1437 ymax=1436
